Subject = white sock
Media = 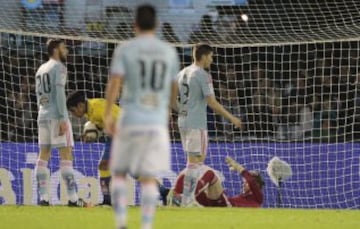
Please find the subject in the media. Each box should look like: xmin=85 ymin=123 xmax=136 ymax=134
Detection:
xmin=111 ymin=177 xmax=128 ymax=229
xmin=182 ymin=163 xmax=200 ymax=206
xmin=60 ymin=160 xmax=78 ymax=202
xmin=141 ymin=182 xmax=159 ymax=229
xmin=35 ymin=159 xmax=50 ymax=202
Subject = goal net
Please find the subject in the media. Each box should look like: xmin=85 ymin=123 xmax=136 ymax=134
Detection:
xmin=0 ymin=0 xmax=360 ymax=208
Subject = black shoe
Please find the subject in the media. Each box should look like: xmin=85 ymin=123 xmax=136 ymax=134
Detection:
xmin=159 ymin=185 xmax=170 ymax=206
xmin=39 ymin=200 xmax=50 ymax=206
xmin=101 ymin=196 xmax=112 ymax=206
xmin=99 ymin=201 xmax=112 ymax=206
xmin=68 ymin=198 xmax=91 ymax=207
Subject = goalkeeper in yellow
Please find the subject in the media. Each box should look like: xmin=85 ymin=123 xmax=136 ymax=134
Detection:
xmin=66 ymin=91 xmax=120 ymax=205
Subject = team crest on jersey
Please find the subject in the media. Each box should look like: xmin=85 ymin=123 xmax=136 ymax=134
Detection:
xmin=39 ymin=96 xmax=49 ymax=105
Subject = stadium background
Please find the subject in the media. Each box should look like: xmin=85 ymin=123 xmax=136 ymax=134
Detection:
xmin=0 ymin=0 xmax=360 ymax=209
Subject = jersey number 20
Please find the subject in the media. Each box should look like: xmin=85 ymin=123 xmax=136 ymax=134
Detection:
xmin=36 ymin=73 xmax=51 ymax=93
xmin=138 ymin=60 xmax=167 ymax=91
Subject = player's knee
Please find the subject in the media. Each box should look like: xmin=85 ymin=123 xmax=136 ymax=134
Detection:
xmin=39 ymin=148 xmax=51 ymax=161
xmin=98 ymin=160 xmax=109 ymax=170
xmin=187 ymin=154 xmax=205 ymax=164
xmin=59 ymin=147 xmax=73 ymax=160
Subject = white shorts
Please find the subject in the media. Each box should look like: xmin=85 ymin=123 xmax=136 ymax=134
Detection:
xmin=38 ymin=119 xmax=74 ymax=149
xmin=110 ymin=125 xmax=170 ymax=178
xmin=179 ymin=128 xmax=208 ymax=157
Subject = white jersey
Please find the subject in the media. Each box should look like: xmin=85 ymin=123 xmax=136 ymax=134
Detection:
xmin=110 ymin=35 xmax=180 ymax=127
xmin=177 ymin=64 xmax=215 ymax=129
xmin=35 ymin=59 xmax=68 ymax=122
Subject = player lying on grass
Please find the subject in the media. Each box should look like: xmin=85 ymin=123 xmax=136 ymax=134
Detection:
xmin=176 ymin=44 xmax=243 ymax=206
xmin=34 ymin=39 xmax=89 ymax=207
xmin=66 ymin=91 xmax=120 ymax=205
xmin=168 ymin=157 xmax=264 ymax=207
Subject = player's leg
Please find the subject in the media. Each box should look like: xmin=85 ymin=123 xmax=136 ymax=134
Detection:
xmin=196 ymin=169 xmax=228 ymax=207
xmin=181 ymin=129 xmax=208 ymax=206
xmin=110 ymin=129 xmax=131 ymax=229
xmin=133 ymin=126 xmax=170 ymax=229
xmin=171 ymin=166 xmax=224 ymax=207
xmin=205 ymin=179 xmax=229 ymax=207
xmin=54 ymin=119 xmax=87 ymax=206
xmin=35 ymin=120 xmax=52 ymax=206
xmin=167 ymin=170 xmax=185 ymax=206
xmin=99 ymin=137 xmax=112 ymax=205
xmin=58 ymin=146 xmax=79 ymax=205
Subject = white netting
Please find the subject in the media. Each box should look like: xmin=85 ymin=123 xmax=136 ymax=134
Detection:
xmin=0 ymin=0 xmax=360 ymax=208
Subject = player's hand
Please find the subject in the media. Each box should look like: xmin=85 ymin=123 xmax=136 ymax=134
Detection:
xmin=82 ymin=134 xmax=97 ymax=142
xmin=104 ymin=115 xmax=116 ymax=137
xmin=58 ymin=120 xmax=68 ymax=136
xmin=230 ymin=116 xmax=244 ymax=129
xmin=225 ymin=156 xmax=245 ymax=173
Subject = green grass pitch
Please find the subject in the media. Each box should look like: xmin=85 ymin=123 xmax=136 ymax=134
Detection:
xmin=0 ymin=206 xmax=359 ymax=229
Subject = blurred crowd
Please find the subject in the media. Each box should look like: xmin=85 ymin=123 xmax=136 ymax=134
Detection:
xmin=1 ymin=15 xmax=360 ymax=143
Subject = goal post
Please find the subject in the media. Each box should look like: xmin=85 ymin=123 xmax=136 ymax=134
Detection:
xmin=0 ymin=1 xmax=360 ymax=208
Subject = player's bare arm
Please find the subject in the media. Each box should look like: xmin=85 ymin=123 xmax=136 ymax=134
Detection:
xmin=170 ymin=81 xmax=179 ymax=112
xmin=104 ymin=76 xmax=122 ymax=136
xmin=207 ymin=95 xmax=243 ymax=129
xmin=56 ymin=80 xmax=68 ymax=136
xmin=225 ymin=156 xmax=245 ymax=173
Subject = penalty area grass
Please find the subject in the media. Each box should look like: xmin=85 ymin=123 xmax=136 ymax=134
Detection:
xmin=0 ymin=206 xmax=359 ymax=229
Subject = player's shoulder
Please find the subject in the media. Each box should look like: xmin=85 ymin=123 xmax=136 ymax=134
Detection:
xmin=188 ymin=65 xmax=206 ymax=77
xmin=89 ymin=98 xmax=121 ymax=109
xmin=48 ymin=59 xmax=66 ymax=74
xmin=88 ymin=98 xmax=106 ymax=107
xmin=158 ymin=39 xmax=177 ymax=55
xmin=113 ymin=39 xmax=132 ymax=55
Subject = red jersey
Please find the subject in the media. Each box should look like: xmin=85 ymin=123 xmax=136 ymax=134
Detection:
xmin=227 ymin=170 xmax=263 ymax=207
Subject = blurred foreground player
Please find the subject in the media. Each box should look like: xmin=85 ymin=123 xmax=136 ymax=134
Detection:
xmin=67 ymin=91 xmax=121 ymax=205
xmin=104 ymin=4 xmax=179 ymax=229
xmin=168 ymin=157 xmax=264 ymax=208
xmin=34 ymin=39 xmax=89 ymax=207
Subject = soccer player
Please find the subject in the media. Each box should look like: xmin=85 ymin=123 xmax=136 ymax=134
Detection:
xmin=34 ymin=39 xmax=88 ymax=207
xmin=66 ymin=91 xmax=121 ymax=205
xmin=104 ymin=4 xmax=179 ymax=229
xmin=177 ymin=44 xmax=243 ymax=206
xmin=168 ymin=156 xmax=264 ymax=208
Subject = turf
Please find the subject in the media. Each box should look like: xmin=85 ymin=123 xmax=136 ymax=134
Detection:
xmin=0 ymin=206 xmax=359 ymax=229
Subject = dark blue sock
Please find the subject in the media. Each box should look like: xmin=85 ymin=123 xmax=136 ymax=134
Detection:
xmin=100 ymin=176 xmax=111 ymax=205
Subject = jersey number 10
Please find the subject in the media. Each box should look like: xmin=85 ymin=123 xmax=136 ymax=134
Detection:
xmin=138 ymin=60 xmax=167 ymax=91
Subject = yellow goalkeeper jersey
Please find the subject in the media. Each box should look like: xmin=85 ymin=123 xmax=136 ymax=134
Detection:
xmin=85 ymin=98 xmax=121 ymax=129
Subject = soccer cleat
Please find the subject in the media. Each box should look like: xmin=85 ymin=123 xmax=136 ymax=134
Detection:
xmin=181 ymin=197 xmax=202 ymax=208
xmin=158 ymin=184 xmax=170 ymax=206
xmin=98 ymin=201 xmax=112 ymax=206
xmin=166 ymin=189 xmax=181 ymax=207
xmin=68 ymin=198 xmax=91 ymax=207
xmin=39 ymin=200 xmax=50 ymax=206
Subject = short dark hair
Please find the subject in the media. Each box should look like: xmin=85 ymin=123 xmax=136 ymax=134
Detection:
xmin=136 ymin=4 xmax=157 ymax=31
xmin=47 ymin=39 xmax=64 ymax=57
xmin=250 ymin=170 xmax=265 ymax=189
xmin=194 ymin=44 xmax=213 ymax=62
xmin=66 ymin=91 xmax=86 ymax=109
